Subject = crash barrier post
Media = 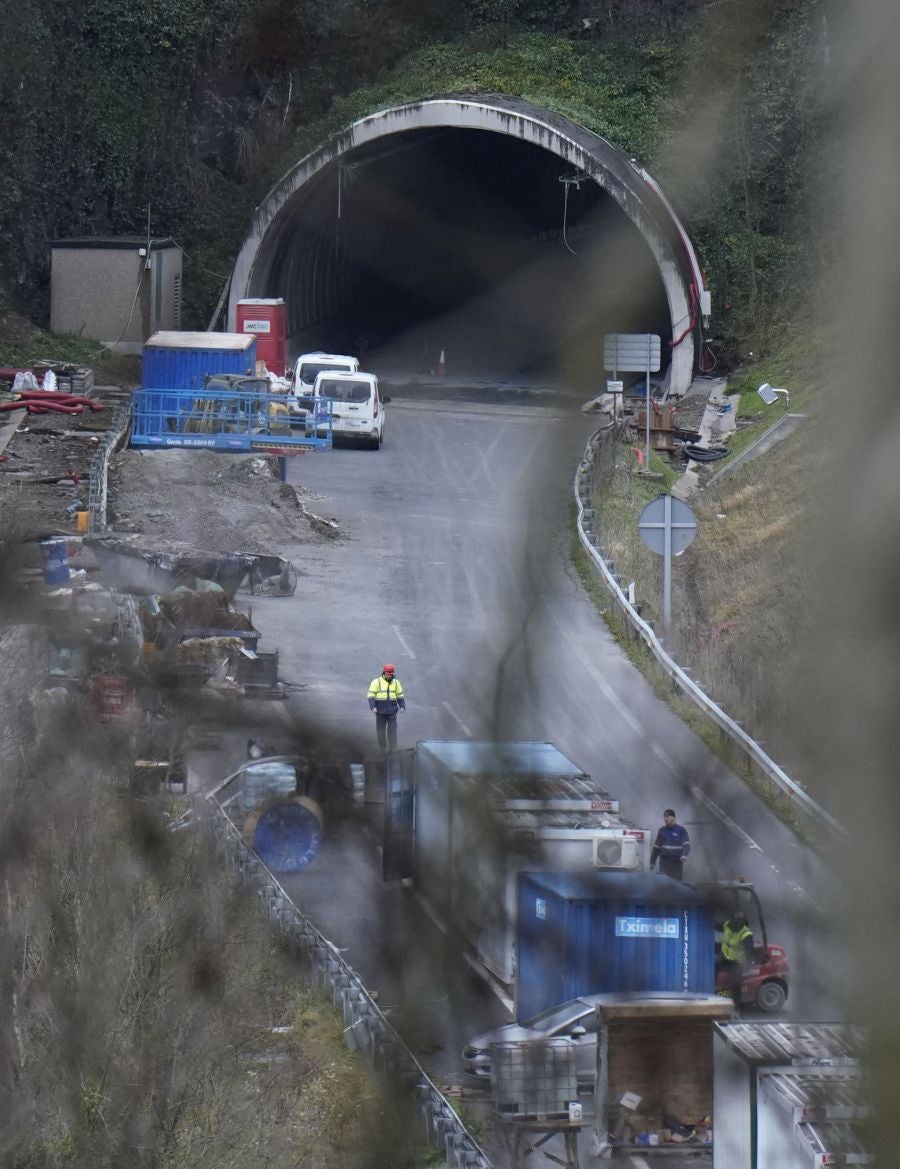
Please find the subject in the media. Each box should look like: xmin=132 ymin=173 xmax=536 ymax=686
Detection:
xmin=88 ymin=397 xmax=132 ymax=534
xmin=202 ymin=764 xmax=493 ymax=1169
xmin=574 ymin=426 xmax=844 ymax=840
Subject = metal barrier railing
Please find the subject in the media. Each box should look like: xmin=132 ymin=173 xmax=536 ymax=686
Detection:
xmin=88 ymin=396 xmax=132 ymax=534
xmin=131 ymin=387 xmax=333 ymax=452
xmin=203 ymin=762 xmax=493 ymax=1169
xmin=574 ymin=426 xmax=843 ymax=839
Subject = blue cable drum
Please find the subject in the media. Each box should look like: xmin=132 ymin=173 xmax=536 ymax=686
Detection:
xmin=253 ymin=799 xmax=322 ymax=872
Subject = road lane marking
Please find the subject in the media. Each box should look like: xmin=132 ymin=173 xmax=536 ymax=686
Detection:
xmin=690 ymin=785 xmax=762 ymax=852
xmin=412 ymin=890 xmax=515 ymax=1011
xmin=544 ymin=604 xmax=671 ymax=753
xmin=628 ymin=1159 xmax=652 ymax=1169
xmin=689 ymin=792 xmax=819 ymax=911
xmin=787 ymin=880 xmax=821 ymax=910
xmin=443 ymin=701 xmax=474 ymax=738
xmin=392 ymin=624 xmax=417 ymax=660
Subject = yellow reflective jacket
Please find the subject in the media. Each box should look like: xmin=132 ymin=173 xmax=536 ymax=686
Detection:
xmin=721 ymin=921 xmax=753 ymax=962
xmin=367 ymin=675 xmax=405 ymax=715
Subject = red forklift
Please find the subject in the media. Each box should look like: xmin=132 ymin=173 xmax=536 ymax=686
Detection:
xmin=699 ymin=879 xmax=790 ymax=1012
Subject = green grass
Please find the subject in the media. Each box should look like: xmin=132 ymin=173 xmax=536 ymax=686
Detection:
xmin=573 ymin=519 xmax=815 ymax=841
xmin=1 ymin=322 xmax=103 ymax=366
xmin=0 ymin=312 xmax=140 ymax=385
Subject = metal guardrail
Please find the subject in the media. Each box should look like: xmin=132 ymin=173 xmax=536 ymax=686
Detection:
xmin=574 ymin=427 xmax=844 ymax=839
xmin=204 ymin=763 xmax=493 ymax=1169
xmin=88 ymin=396 xmax=132 ymax=534
xmin=706 ymin=413 xmax=807 ymax=487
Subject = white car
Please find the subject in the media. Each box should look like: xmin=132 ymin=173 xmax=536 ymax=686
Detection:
xmin=312 ymin=370 xmax=387 ymax=450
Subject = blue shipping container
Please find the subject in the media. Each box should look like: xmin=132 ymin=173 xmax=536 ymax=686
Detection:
xmin=141 ymin=331 xmax=257 ymax=391
xmin=516 ymin=871 xmax=714 ymax=1021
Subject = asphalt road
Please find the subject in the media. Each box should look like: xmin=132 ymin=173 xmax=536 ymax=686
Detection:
xmin=197 ymin=385 xmax=848 ymax=1161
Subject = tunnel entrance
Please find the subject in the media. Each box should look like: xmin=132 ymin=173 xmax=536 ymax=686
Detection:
xmin=229 ymin=97 xmax=702 ymax=396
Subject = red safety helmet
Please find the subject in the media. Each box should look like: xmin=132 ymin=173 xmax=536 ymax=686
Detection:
xmin=382 ymin=663 xmax=395 ymax=676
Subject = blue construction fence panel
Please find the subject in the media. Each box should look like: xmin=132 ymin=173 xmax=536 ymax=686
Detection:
xmin=130 ymin=387 xmax=333 ymax=452
xmin=516 ymin=871 xmax=715 ymax=1021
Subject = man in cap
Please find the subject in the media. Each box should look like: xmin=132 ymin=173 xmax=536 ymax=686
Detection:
xmin=367 ymin=663 xmax=405 ymax=751
xmin=649 ymin=808 xmax=691 ymax=880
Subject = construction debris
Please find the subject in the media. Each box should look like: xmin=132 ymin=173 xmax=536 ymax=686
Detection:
xmin=277 ymin=483 xmax=340 ymax=537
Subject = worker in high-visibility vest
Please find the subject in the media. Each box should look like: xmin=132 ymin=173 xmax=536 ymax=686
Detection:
xmin=716 ymin=911 xmax=755 ymax=1006
xmin=367 ymin=663 xmax=405 ymax=751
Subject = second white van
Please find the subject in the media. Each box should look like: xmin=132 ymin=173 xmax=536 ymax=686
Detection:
xmin=289 ymin=352 xmax=359 ymax=415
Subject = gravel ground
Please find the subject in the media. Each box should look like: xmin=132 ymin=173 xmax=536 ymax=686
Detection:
xmin=108 ymin=448 xmax=340 ymax=555
xmin=0 ymin=385 xmax=130 ymax=539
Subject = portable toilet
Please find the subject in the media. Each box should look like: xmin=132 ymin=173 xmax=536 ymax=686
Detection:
xmin=235 ymin=299 xmax=287 ymax=376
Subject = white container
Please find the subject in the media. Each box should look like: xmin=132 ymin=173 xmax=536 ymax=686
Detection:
xmin=568 ymin=1102 xmax=583 ymax=1122
xmin=411 ymin=740 xmax=649 ymax=986
xmin=241 ymin=761 xmax=297 ymax=812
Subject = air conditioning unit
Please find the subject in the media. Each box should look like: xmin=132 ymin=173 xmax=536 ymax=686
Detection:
xmin=592 ymin=834 xmax=641 ymax=870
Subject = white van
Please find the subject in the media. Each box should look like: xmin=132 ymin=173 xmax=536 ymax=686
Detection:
xmin=312 ymin=370 xmax=387 ymax=449
xmin=289 ymin=352 xmax=359 ymax=415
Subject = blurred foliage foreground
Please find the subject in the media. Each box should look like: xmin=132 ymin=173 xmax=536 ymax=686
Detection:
xmin=0 ymin=701 xmax=421 ymax=1169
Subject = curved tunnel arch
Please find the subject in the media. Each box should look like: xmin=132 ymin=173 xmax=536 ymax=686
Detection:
xmin=228 ymin=96 xmax=703 ymax=395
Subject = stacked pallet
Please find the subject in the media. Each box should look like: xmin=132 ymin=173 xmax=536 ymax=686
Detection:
xmin=54 ymin=367 xmax=94 ymax=396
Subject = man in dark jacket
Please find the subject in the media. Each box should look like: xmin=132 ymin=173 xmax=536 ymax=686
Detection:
xmin=367 ymin=663 xmax=405 ymax=751
xmin=649 ymin=809 xmax=691 ymax=880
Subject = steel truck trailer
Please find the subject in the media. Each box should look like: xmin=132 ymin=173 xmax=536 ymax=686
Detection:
xmin=385 ymin=740 xmax=650 ymax=990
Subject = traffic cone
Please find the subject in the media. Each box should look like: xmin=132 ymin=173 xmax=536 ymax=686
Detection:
xmin=436 ymin=349 xmax=446 ymax=376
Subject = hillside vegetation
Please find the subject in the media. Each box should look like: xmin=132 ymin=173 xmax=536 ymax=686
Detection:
xmin=0 ymin=0 xmax=825 ymax=354
xmin=588 ymin=328 xmax=830 ymax=802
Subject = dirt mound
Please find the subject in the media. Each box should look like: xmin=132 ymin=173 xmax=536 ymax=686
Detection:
xmin=108 ymin=449 xmax=340 ymax=555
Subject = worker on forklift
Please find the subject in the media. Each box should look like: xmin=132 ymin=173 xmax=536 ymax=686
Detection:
xmin=716 ymin=910 xmax=755 ymax=1006
xmin=367 ymin=663 xmax=406 ymax=751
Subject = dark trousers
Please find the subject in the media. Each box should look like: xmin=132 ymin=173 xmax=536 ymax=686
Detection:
xmin=375 ymin=712 xmax=398 ymax=751
xmin=716 ymin=957 xmax=743 ymax=1006
xmin=659 ymin=857 xmax=684 ymax=880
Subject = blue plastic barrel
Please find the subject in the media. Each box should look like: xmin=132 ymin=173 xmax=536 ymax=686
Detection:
xmin=253 ymin=801 xmax=322 ymax=872
xmin=40 ymin=538 xmax=71 ymax=584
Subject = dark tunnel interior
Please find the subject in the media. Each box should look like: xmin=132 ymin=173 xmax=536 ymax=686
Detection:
xmin=255 ymin=128 xmax=671 ymax=391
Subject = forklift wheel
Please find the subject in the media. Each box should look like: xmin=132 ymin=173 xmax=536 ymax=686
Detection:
xmin=755 ymin=980 xmax=787 ymax=1013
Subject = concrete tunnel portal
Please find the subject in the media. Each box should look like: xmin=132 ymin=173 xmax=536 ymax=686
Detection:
xmin=228 ymin=97 xmax=704 ymax=395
